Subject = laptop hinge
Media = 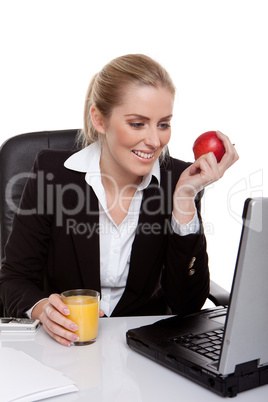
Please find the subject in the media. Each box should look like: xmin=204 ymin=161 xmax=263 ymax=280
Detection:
xmin=231 ymin=359 xmax=260 ymax=394
xmin=234 ymin=359 xmax=259 ymax=375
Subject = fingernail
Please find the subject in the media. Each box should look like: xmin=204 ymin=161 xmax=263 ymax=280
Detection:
xmin=63 ymin=308 xmax=70 ymax=315
xmin=72 ymin=334 xmax=79 ymax=342
xmin=71 ymin=323 xmax=78 ymax=331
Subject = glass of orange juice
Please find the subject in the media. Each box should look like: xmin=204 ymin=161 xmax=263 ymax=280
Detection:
xmin=61 ymin=289 xmax=100 ymax=346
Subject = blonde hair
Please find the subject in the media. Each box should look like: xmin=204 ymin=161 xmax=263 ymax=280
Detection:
xmin=79 ymin=54 xmax=176 ymax=148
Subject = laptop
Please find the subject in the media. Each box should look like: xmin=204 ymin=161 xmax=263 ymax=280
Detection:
xmin=126 ymin=197 xmax=268 ymax=397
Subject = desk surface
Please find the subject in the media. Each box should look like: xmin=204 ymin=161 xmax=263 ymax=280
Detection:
xmin=0 ymin=315 xmax=267 ymax=402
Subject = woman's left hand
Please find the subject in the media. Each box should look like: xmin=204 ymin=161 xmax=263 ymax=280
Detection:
xmin=173 ymin=131 xmax=239 ymax=224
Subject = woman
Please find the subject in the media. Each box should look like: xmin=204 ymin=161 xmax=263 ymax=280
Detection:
xmin=0 ymin=54 xmax=238 ymax=346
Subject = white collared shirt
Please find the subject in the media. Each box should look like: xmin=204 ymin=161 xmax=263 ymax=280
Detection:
xmin=63 ymin=141 xmax=200 ymax=316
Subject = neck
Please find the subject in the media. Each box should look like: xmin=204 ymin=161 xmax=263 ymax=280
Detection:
xmin=99 ymin=150 xmax=142 ymax=226
xmin=99 ymin=148 xmax=142 ymax=194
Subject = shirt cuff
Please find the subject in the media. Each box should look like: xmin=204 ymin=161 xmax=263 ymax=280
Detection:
xmin=171 ymin=209 xmax=200 ymax=236
xmin=26 ymin=298 xmax=47 ymax=318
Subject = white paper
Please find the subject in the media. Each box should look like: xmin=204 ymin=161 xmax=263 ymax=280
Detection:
xmin=0 ymin=347 xmax=78 ymax=402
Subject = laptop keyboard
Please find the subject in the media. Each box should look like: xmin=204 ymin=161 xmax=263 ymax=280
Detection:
xmin=172 ymin=329 xmax=224 ymax=361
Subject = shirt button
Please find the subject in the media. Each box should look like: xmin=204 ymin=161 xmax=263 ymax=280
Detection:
xmin=109 ymin=276 xmax=115 ymax=283
xmin=188 ymin=268 xmax=196 ymax=276
xmin=113 ymin=249 xmax=119 ymax=253
xmin=114 ymin=233 xmax=120 ymax=239
xmin=188 ymin=257 xmax=196 ymax=269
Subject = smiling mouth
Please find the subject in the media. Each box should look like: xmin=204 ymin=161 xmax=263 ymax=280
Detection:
xmin=132 ymin=150 xmax=155 ymax=159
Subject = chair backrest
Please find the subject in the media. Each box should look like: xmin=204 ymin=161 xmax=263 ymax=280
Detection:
xmin=0 ymin=129 xmax=80 ymax=262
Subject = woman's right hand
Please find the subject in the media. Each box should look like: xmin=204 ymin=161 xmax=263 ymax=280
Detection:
xmin=31 ymin=294 xmax=105 ymax=346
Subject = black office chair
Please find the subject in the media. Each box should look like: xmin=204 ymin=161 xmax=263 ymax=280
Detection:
xmin=0 ymin=130 xmax=229 ymax=315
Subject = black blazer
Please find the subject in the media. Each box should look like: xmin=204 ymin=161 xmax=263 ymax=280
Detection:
xmin=0 ymin=149 xmax=209 ymax=317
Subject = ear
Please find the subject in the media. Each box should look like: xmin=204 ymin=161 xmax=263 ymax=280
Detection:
xmin=90 ymin=105 xmax=106 ymax=134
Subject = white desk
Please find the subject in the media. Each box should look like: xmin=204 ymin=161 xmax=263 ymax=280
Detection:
xmin=0 ymin=316 xmax=267 ymax=401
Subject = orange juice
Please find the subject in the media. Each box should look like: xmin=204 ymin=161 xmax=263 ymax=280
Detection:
xmin=64 ymin=295 xmax=99 ymax=344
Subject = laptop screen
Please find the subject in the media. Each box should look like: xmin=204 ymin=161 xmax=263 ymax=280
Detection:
xmin=219 ymin=198 xmax=268 ymax=375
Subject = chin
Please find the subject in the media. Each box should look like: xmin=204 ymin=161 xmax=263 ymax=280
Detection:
xmin=131 ymin=165 xmax=153 ymax=178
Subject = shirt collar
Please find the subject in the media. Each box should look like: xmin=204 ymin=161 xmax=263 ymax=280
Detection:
xmin=64 ymin=140 xmax=160 ymax=189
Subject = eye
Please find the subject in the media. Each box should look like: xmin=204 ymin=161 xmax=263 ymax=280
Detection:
xmin=129 ymin=122 xmax=144 ymax=128
xmin=158 ymin=123 xmax=171 ymax=129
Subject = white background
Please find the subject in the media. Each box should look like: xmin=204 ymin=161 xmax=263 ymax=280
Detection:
xmin=1 ymin=0 xmax=267 ymax=293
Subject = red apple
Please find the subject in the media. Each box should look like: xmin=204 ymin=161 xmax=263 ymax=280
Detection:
xmin=193 ymin=131 xmax=225 ymax=163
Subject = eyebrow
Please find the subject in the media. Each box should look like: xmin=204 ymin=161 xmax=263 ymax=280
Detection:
xmin=124 ymin=114 xmax=173 ymax=121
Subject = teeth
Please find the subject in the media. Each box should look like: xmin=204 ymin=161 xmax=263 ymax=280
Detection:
xmin=133 ymin=150 xmax=154 ymax=159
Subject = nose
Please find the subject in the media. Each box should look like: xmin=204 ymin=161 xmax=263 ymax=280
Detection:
xmin=144 ymin=128 xmax=161 ymax=149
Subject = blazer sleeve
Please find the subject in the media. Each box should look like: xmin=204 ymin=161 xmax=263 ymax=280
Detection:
xmin=161 ymin=159 xmax=210 ymax=316
xmin=0 ymin=152 xmax=54 ymax=317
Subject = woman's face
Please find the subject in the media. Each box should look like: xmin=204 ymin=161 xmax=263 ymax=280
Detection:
xmin=100 ymin=84 xmax=174 ymax=183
